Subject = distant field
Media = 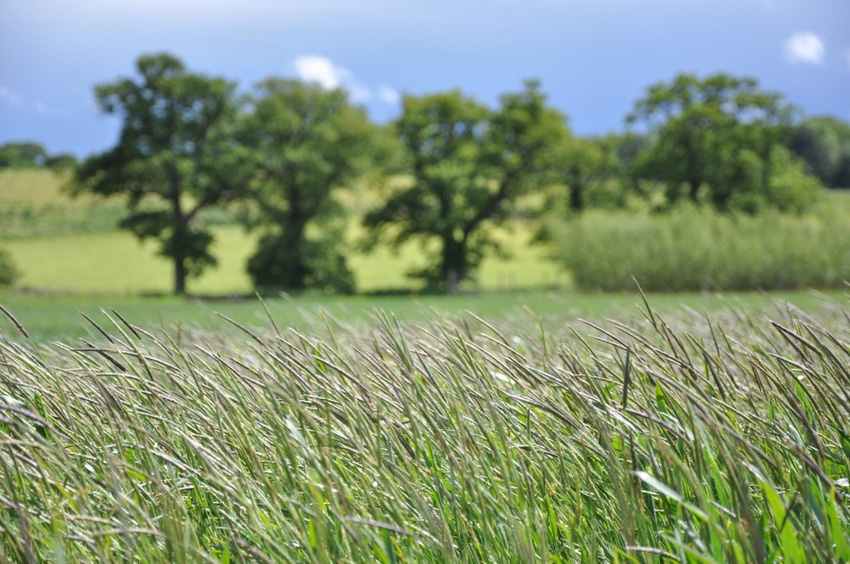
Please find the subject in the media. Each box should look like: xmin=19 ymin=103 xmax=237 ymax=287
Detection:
xmin=0 ymin=169 xmax=565 ymax=294
xmin=1 ymin=285 xmax=845 ymax=342
xmin=0 ymin=169 xmax=125 ymax=238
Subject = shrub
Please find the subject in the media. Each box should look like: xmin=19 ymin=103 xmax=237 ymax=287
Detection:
xmin=0 ymin=247 xmax=18 ymax=288
xmin=554 ymin=205 xmax=850 ymax=292
xmin=247 ymin=233 xmax=356 ymax=294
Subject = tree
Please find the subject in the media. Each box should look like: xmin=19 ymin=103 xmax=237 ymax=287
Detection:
xmin=237 ymin=78 xmax=392 ymax=293
xmin=789 ymin=116 xmax=850 ymax=188
xmin=364 ymin=81 xmax=569 ymax=291
xmin=0 ymin=142 xmax=48 ymax=168
xmin=0 ymin=247 xmax=18 ymax=288
xmin=627 ymin=73 xmax=810 ymax=212
xmin=71 ymin=53 xmax=244 ymax=295
xmin=46 ymin=153 xmax=79 ymax=171
xmin=561 ymin=136 xmax=626 ymax=212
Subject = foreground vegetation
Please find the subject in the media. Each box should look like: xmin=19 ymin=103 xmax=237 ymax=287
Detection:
xmin=1 ymin=295 xmax=849 ymax=561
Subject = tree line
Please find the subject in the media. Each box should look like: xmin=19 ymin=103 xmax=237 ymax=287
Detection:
xmin=0 ymin=142 xmax=78 ymax=171
xmin=15 ymin=52 xmax=847 ymax=295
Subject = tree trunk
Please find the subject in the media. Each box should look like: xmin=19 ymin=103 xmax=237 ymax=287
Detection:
xmin=174 ymin=257 xmax=187 ymax=295
xmin=281 ymin=215 xmax=308 ymax=290
xmin=688 ymin=178 xmax=700 ymax=203
xmin=569 ymin=176 xmax=584 ymax=212
xmin=168 ymin=166 xmax=187 ymax=296
xmin=441 ymin=236 xmax=467 ymax=294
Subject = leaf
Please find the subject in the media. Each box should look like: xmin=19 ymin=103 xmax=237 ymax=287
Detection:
xmin=633 ymin=471 xmax=709 ymax=521
xmin=826 ymin=487 xmax=850 ymax=561
xmin=760 ymin=479 xmax=805 ymax=564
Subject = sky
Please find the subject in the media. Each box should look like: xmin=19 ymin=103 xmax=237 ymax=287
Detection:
xmin=1 ymin=0 xmax=848 ymax=158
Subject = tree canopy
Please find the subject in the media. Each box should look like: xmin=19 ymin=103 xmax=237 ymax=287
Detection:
xmin=789 ymin=116 xmax=850 ymax=189
xmin=237 ymin=78 xmax=393 ymax=293
xmin=16 ymin=59 xmax=845 ymax=296
xmin=364 ymin=81 xmax=569 ymax=291
xmin=71 ymin=53 xmax=245 ymax=294
xmin=0 ymin=142 xmax=77 ymax=170
xmin=627 ymin=73 xmax=819 ymax=213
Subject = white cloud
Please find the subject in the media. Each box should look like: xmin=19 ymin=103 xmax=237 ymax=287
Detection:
xmin=292 ymin=55 xmax=399 ymax=105
xmin=294 ymin=55 xmax=350 ymax=90
xmin=784 ymin=32 xmax=825 ymax=64
xmin=378 ymin=85 xmax=400 ymax=104
xmin=0 ymin=85 xmax=21 ymax=104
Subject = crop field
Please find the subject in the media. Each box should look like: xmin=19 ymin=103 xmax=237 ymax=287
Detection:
xmin=1 ymin=295 xmax=849 ymax=561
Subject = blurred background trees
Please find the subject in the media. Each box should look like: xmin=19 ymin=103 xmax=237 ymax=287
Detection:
xmin=70 ymin=53 xmax=246 ymax=295
xmin=626 ymin=73 xmax=821 ymax=214
xmin=4 ymin=52 xmax=846 ymax=295
xmin=364 ymin=81 xmax=569 ymax=292
xmin=236 ymin=78 xmax=394 ymax=294
xmin=788 ymin=116 xmax=850 ymax=189
xmin=0 ymin=142 xmax=77 ymax=171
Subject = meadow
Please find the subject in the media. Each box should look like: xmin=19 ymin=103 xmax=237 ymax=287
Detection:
xmin=0 ymin=170 xmax=564 ymax=296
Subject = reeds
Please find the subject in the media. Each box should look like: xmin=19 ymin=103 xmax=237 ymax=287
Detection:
xmin=1 ymin=298 xmax=849 ymax=562
xmin=556 ymin=206 xmax=850 ymax=292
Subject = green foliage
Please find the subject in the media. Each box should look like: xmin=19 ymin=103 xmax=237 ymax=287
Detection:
xmin=627 ymin=73 xmax=814 ymax=212
xmin=44 ymin=153 xmax=78 ymax=171
xmin=71 ymin=52 xmax=247 ymax=295
xmin=0 ymin=246 xmax=18 ymax=287
xmin=1 ymin=301 xmax=849 ymax=561
xmin=789 ymin=116 xmax=850 ymax=188
xmin=365 ymin=81 xmax=569 ymax=291
xmin=0 ymin=142 xmax=78 ymax=171
xmin=555 ymin=204 xmax=850 ymax=291
xmin=247 ymin=232 xmax=355 ymax=294
xmin=0 ymin=141 xmax=48 ymax=168
xmin=238 ymin=78 xmax=390 ymax=293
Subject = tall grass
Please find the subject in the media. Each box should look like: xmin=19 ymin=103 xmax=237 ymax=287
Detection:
xmin=556 ymin=205 xmax=850 ymax=292
xmin=1 ymin=298 xmax=849 ymax=561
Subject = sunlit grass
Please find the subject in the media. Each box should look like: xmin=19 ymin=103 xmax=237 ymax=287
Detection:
xmin=3 ymin=224 xmax=562 ymax=295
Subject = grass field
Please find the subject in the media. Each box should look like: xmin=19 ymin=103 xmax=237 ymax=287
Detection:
xmin=1 ymin=295 xmax=849 ymax=561
xmin=0 ymin=170 xmax=564 ymax=295
xmin=1 ymin=286 xmax=846 ymax=343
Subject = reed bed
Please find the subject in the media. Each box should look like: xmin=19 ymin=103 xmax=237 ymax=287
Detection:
xmin=556 ymin=207 xmax=850 ymax=292
xmin=0 ymin=297 xmax=849 ymax=562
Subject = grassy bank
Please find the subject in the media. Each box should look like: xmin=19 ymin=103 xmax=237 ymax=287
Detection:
xmin=1 ymin=297 xmax=849 ymax=561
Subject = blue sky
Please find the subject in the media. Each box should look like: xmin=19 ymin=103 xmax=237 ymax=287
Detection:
xmin=1 ymin=0 xmax=848 ymax=158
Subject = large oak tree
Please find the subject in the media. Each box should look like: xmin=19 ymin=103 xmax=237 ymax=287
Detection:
xmin=72 ymin=53 xmax=245 ymax=294
xmin=627 ymin=73 xmax=817 ymax=212
xmin=238 ymin=78 xmax=393 ymax=293
xmin=364 ymin=81 xmax=569 ymax=291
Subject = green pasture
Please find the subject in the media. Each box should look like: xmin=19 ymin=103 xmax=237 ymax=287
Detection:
xmin=0 ymin=170 xmax=564 ymax=295
xmin=1 ymin=286 xmax=845 ymax=343
xmin=3 ymin=225 xmax=561 ymax=295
